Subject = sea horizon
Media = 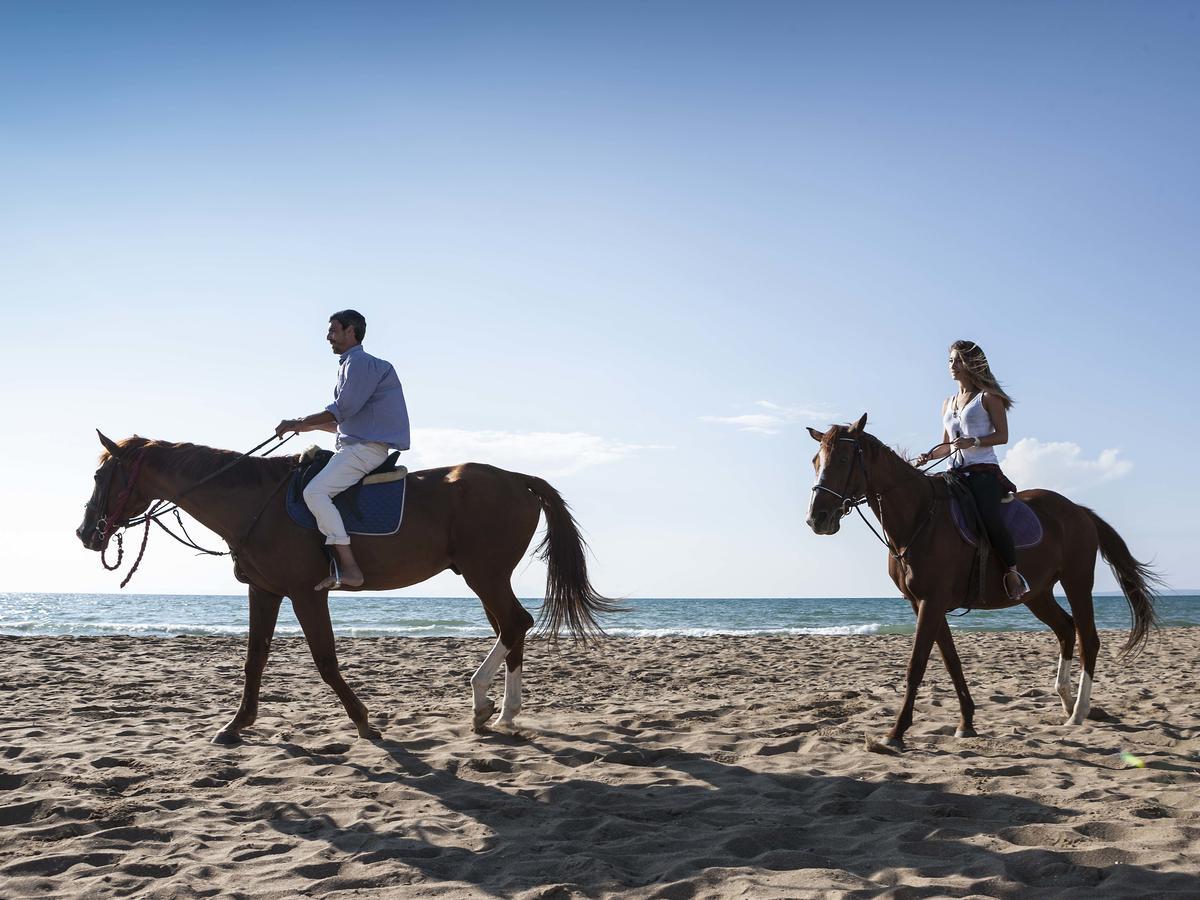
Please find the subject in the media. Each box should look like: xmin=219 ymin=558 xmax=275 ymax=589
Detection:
xmin=4 ymin=591 xmax=1198 ymax=640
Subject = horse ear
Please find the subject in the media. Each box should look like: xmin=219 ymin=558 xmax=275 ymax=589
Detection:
xmin=806 ymin=426 xmax=825 ymax=443
xmin=97 ymin=430 xmax=122 ymax=459
xmin=850 ymin=413 xmax=868 ymax=432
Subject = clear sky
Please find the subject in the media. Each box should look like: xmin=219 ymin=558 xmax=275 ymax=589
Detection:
xmin=3 ymin=2 xmax=1197 ymax=598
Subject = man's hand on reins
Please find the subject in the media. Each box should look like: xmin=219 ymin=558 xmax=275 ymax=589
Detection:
xmin=276 ymin=411 xmax=338 ymax=438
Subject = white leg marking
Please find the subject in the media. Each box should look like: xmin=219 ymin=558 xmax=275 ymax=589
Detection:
xmin=1055 ymin=655 xmax=1073 ymax=714
xmin=1067 ymin=671 xmax=1092 ymax=725
xmin=471 ymin=638 xmax=509 ymax=711
xmin=498 ymin=666 xmax=522 ymax=726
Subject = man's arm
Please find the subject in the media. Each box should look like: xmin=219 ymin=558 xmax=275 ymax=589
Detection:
xmin=275 ymin=411 xmax=337 ymax=438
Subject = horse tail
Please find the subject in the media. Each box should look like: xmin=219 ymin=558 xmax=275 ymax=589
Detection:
xmin=1083 ymin=507 xmax=1164 ymax=658
xmin=522 ymin=475 xmax=623 ymax=641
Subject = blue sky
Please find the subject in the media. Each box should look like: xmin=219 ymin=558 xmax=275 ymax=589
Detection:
xmin=3 ymin=2 xmax=1197 ymax=597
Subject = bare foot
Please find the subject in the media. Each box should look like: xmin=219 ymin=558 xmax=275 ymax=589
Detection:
xmin=314 ymin=570 xmax=364 ymax=591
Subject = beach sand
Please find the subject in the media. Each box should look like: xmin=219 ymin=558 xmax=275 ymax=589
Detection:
xmin=1 ymin=629 xmax=1197 ymax=898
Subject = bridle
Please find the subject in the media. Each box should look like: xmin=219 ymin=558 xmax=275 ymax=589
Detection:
xmin=92 ymin=448 xmax=148 ymax=548
xmin=811 ymin=437 xmax=871 ymax=519
xmin=810 ymin=435 xmax=939 ymax=563
xmin=87 ymin=433 xmax=297 ymax=587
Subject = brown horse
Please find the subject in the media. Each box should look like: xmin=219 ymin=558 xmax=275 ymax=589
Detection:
xmin=76 ymin=433 xmax=618 ymax=744
xmin=806 ymin=415 xmax=1160 ymax=750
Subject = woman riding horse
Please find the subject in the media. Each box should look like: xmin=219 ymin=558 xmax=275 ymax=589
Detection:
xmin=914 ymin=340 xmax=1029 ymax=600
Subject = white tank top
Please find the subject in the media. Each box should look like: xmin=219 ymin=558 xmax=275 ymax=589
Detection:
xmin=943 ymin=392 xmax=1000 ymax=468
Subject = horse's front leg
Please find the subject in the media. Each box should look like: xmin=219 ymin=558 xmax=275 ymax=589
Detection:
xmin=904 ymin=596 xmax=976 ymax=737
xmin=886 ymin=598 xmax=944 ymax=749
xmin=213 ymin=585 xmax=283 ymax=745
xmin=933 ymin=619 xmax=977 ymax=738
xmin=292 ymin=590 xmax=380 ymax=740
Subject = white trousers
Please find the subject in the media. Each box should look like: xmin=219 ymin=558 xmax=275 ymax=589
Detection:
xmin=301 ymin=442 xmax=391 ymax=545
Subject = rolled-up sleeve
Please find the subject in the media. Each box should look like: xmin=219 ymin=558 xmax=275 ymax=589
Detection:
xmin=325 ymin=356 xmax=382 ymax=423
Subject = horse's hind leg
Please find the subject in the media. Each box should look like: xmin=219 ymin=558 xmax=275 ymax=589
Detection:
xmin=292 ymin=592 xmax=380 ymax=740
xmin=213 ymin=586 xmax=283 ymax=745
xmin=1026 ymin=591 xmax=1076 ymax=715
xmin=1061 ymin=573 xmax=1100 ymax=726
xmin=465 ymin=575 xmax=535 ymax=732
xmin=498 ymin=600 xmax=534 ymax=728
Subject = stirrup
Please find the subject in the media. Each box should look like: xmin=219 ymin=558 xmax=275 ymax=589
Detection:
xmin=316 ymin=555 xmax=342 ymax=591
xmin=1004 ymin=570 xmax=1029 ymax=600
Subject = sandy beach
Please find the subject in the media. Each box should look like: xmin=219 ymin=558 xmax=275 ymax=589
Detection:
xmin=1 ymin=629 xmax=1197 ymax=898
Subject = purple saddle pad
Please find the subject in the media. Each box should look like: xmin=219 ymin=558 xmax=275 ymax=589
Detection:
xmin=950 ymin=496 xmax=1043 ymax=550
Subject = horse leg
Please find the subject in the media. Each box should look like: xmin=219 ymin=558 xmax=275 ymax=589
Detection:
xmin=933 ymin=620 xmax=977 ymax=738
xmin=1025 ymin=591 xmax=1076 ymax=715
xmin=1061 ymin=575 xmax=1100 ymax=726
xmin=906 ymin=597 xmax=977 ymax=738
xmin=465 ymin=575 xmax=535 ymax=732
xmin=213 ymin=586 xmax=283 ymax=745
xmin=292 ymin=592 xmax=380 ymax=739
xmin=498 ymin=599 xmax=534 ymax=729
xmin=886 ymin=599 xmax=943 ymax=749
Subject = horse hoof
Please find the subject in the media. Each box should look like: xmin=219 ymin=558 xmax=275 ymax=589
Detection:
xmin=864 ymin=734 xmax=903 ymax=755
xmin=211 ymin=730 xmax=242 ymax=746
xmin=356 ymin=724 xmax=382 ymax=740
xmin=472 ymin=699 xmax=497 ymax=733
xmin=955 ymin=727 xmax=978 ymax=738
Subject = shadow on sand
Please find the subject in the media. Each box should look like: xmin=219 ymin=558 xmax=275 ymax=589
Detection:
xmin=261 ymin=729 xmax=1196 ymax=897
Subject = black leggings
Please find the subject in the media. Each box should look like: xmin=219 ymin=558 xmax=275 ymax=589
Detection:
xmin=963 ymin=470 xmax=1016 ymax=568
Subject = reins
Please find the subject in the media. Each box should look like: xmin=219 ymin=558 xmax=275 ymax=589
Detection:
xmin=96 ymin=433 xmax=299 ymax=586
xmin=812 ymin=438 xmax=948 ymax=563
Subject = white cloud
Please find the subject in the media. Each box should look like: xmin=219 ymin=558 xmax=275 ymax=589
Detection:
xmin=1001 ymin=438 xmax=1133 ymax=494
xmin=701 ymin=400 xmax=836 ymax=435
xmin=406 ymin=427 xmax=659 ymax=477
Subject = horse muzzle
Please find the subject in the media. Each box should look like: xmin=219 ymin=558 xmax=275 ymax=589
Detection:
xmin=77 ymin=518 xmax=111 ymax=552
xmin=806 ymin=508 xmax=842 ymax=535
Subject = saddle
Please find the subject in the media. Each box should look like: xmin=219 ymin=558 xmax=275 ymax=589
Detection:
xmin=295 ymin=445 xmax=407 ymax=491
xmin=285 ymin=446 xmax=408 ymax=537
xmin=949 ymin=493 xmax=1043 ymax=550
xmin=940 ymin=473 xmax=1043 ymax=607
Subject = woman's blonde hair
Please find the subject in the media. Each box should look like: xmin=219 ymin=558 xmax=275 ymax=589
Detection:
xmin=950 ymin=340 xmax=1014 ymax=410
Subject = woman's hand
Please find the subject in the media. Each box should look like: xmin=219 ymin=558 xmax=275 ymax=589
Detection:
xmin=913 ymin=453 xmax=929 ymax=467
xmin=950 ymin=436 xmax=977 ymax=452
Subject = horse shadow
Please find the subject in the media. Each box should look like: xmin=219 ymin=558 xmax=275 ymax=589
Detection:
xmin=262 ymin=729 xmax=1196 ymax=897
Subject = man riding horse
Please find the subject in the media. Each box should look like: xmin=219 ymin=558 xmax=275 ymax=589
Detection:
xmin=275 ymin=310 xmax=410 ymax=591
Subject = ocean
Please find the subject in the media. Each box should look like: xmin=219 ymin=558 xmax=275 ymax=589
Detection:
xmin=2 ymin=592 xmax=1198 ymax=639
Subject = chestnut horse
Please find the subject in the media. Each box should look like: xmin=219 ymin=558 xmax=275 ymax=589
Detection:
xmin=806 ymin=415 xmax=1160 ymax=751
xmin=77 ymin=433 xmax=618 ymax=744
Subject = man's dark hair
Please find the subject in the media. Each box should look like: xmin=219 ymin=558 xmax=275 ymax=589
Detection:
xmin=330 ymin=309 xmax=367 ymax=342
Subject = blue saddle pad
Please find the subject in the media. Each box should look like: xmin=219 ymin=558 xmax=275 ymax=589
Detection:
xmin=950 ymin=496 xmax=1043 ymax=550
xmin=286 ymin=471 xmax=406 ymax=536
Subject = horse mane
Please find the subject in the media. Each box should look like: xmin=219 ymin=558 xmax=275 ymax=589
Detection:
xmin=820 ymin=426 xmax=916 ymax=476
xmin=101 ymin=436 xmax=297 ymax=489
